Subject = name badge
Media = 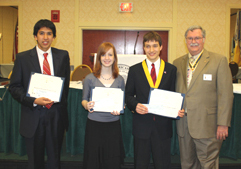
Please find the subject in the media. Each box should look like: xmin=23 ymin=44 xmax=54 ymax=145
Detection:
xmin=203 ymin=74 xmax=212 ymax=81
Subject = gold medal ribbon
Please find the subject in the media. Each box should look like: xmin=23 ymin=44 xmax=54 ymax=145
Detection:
xmin=142 ymin=59 xmax=165 ymax=88
xmin=189 ymin=50 xmax=203 ymax=71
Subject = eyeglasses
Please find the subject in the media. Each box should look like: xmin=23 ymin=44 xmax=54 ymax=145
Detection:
xmin=186 ymin=37 xmax=203 ymax=42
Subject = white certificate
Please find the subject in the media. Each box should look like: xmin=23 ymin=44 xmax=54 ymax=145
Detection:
xmin=26 ymin=72 xmax=65 ymax=102
xmin=145 ymin=88 xmax=185 ymax=119
xmin=91 ymin=87 xmax=124 ymax=113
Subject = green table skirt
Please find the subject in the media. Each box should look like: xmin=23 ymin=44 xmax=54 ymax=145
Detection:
xmin=0 ymin=88 xmax=241 ymax=159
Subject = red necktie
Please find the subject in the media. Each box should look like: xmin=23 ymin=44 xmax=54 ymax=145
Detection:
xmin=151 ymin=63 xmax=156 ymax=85
xmin=43 ymin=53 xmax=53 ymax=109
xmin=43 ymin=53 xmax=51 ymax=75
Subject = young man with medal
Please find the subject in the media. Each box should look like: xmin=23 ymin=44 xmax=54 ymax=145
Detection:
xmin=173 ymin=25 xmax=233 ymax=168
xmin=125 ymin=31 xmax=184 ymax=169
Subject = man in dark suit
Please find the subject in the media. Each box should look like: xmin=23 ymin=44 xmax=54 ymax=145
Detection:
xmin=9 ymin=19 xmax=70 ymax=169
xmin=125 ymin=31 xmax=184 ymax=169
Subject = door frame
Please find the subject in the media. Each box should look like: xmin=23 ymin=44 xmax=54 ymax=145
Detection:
xmin=73 ymin=0 xmax=178 ymax=68
xmin=226 ymin=4 xmax=241 ymax=61
xmin=75 ymin=26 xmax=174 ymax=68
xmin=0 ymin=1 xmax=23 ymax=53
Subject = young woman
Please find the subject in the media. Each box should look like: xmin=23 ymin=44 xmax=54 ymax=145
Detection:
xmin=81 ymin=42 xmax=125 ymax=169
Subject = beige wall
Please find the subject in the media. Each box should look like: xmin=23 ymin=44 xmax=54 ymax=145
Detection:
xmin=0 ymin=0 xmax=241 ymax=66
xmin=0 ymin=0 xmax=75 ymax=64
xmin=79 ymin=0 xmax=173 ymax=23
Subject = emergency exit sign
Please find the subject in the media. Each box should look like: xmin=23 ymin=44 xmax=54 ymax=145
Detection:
xmin=119 ymin=3 xmax=133 ymax=12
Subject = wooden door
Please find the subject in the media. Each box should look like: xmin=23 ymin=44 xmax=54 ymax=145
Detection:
xmin=82 ymin=30 xmax=168 ymax=69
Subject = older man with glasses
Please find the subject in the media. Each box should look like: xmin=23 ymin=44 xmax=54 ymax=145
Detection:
xmin=173 ymin=25 xmax=233 ymax=169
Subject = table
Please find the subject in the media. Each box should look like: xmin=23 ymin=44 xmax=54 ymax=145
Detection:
xmin=0 ymin=88 xmax=241 ymax=159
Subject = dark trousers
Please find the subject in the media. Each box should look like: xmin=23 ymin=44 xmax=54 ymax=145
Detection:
xmin=25 ymin=108 xmax=65 ymax=169
xmin=83 ymin=119 xmax=124 ymax=169
xmin=134 ymin=128 xmax=171 ymax=169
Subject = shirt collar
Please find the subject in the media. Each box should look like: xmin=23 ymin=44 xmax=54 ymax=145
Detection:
xmin=36 ymin=45 xmax=51 ymax=57
xmin=188 ymin=49 xmax=204 ymax=60
xmin=146 ymin=57 xmax=160 ymax=68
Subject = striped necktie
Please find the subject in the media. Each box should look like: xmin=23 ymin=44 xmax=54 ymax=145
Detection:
xmin=151 ymin=63 xmax=156 ymax=85
xmin=43 ymin=53 xmax=51 ymax=75
xmin=43 ymin=53 xmax=53 ymax=109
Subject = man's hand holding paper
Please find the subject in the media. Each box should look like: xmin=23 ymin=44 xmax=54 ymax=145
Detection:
xmin=136 ymin=103 xmax=148 ymax=114
xmin=34 ymin=97 xmax=53 ymax=106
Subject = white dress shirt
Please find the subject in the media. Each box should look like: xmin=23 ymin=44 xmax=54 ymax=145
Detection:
xmin=36 ymin=45 xmax=54 ymax=75
xmin=146 ymin=57 xmax=160 ymax=77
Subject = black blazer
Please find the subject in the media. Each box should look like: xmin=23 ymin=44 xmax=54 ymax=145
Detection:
xmin=9 ymin=47 xmax=70 ymax=138
xmin=125 ymin=60 xmax=176 ymax=139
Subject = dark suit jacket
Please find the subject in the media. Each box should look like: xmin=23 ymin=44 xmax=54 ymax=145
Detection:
xmin=125 ymin=60 xmax=177 ymax=139
xmin=9 ymin=47 xmax=70 ymax=138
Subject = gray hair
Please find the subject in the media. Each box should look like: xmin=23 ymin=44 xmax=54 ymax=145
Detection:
xmin=184 ymin=25 xmax=206 ymax=38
